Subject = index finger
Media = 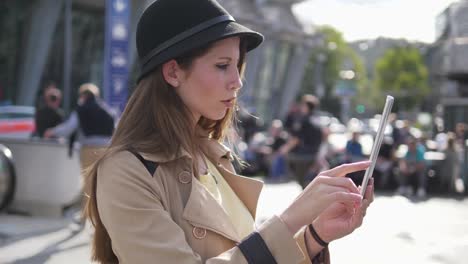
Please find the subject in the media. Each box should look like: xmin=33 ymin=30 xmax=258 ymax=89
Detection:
xmin=320 ymin=161 xmax=371 ymax=177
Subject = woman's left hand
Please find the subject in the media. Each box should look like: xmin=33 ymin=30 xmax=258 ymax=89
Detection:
xmin=312 ymin=178 xmax=374 ymax=243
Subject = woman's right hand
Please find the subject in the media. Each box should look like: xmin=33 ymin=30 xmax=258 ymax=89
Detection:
xmin=279 ymin=161 xmax=371 ymax=235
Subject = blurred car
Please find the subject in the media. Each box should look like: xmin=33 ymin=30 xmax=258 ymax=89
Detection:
xmin=0 ymin=106 xmax=35 ymax=139
xmin=366 ymin=116 xmax=393 ymax=136
xmin=316 ymin=111 xmax=347 ymax=133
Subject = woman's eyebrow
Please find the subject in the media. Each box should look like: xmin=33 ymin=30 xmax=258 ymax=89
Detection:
xmin=217 ymin=57 xmax=232 ymax=61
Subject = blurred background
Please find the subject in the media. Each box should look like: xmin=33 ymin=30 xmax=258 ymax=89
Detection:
xmin=0 ymin=0 xmax=467 ymax=263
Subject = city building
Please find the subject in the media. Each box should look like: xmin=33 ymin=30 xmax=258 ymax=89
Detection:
xmin=0 ymin=0 xmax=318 ymax=122
xmin=430 ymin=0 xmax=468 ymax=131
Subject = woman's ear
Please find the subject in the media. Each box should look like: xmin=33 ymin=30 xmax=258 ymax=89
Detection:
xmin=162 ymin=59 xmax=181 ymax=87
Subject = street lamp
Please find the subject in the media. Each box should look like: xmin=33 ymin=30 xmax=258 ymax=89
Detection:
xmin=315 ymin=52 xmax=327 ymax=98
xmin=336 ymin=70 xmax=356 ymax=124
xmin=314 ymin=40 xmax=337 ymax=99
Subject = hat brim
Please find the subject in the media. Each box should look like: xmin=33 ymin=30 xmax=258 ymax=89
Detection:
xmin=138 ymin=21 xmax=263 ymax=82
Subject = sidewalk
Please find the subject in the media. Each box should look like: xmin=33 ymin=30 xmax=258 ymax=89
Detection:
xmin=0 ymin=214 xmax=68 ymax=240
xmin=0 ymin=208 xmax=91 ymax=264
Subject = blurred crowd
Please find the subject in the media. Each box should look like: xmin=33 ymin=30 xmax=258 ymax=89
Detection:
xmin=235 ymin=95 xmax=467 ymax=199
xmin=31 ymin=86 xmax=468 ymax=200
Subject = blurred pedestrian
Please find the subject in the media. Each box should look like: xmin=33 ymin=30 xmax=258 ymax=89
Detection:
xmin=238 ymin=108 xmax=262 ymax=144
xmin=455 ymin=122 xmax=468 ymax=142
xmin=398 ymin=120 xmax=411 ymax=146
xmin=442 ymin=132 xmax=464 ymax=193
xmin=44 ymin=83 xmax=115 ymax=180
xmin=345 ymin=131 xmax=365 ymax=163
xmin=455 ymin=122 xmax=467 ymax=186
xmin=284 ymin=101 xmax=301 ymax=132
xmin=82 ymin=0 xmax=374 ymax=263
xmin=241 ymin=129 xmax=270 ymax=176
xmin=280 ymin=94 xmax=324 ymax=189
xmin=266 ymin=119 xmax=289 ymax=181
xmin=389 ymin=113 xmax=401 ymax=147
xmin=305 ymin=126 xmax=335 ymax=184
xmin=396 ymin=137 xmax=427 ymax=198
xmin=34 ymin=83 xmax=64 ymax=138
xmin=374 ymin=136 xmax=395 ymax=189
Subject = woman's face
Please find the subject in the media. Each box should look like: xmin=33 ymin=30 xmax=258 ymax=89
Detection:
xmin=175 ymin=37 xmax=242 ymax=122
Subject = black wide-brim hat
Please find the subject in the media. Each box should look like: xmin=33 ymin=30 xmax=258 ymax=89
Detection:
xmin=136 ymin=0 xmax=264 ymax=82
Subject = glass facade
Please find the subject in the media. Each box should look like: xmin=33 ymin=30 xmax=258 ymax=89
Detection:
xmin=433 ymin=1 xmax=468 ymax=132
xmin=254 ymin=41 xmax=275 ymax=120
xmin=43 ymin=4 xmax=105 ymax=105
xmin=444 ymin=105 xmax=468 ymax=131
xmin=0 ymin=1 xmax=105 ymax=106
xmin=272 ymin=41 xmax=294 ymax=117
xmin=0 ymin=0 xmax=311 ymax=122
xmin=452 ymin=2 xmax=468 ymax=37
xmin=435 ymin=9 xmax=449 ymax=41
xmin=253 ymin=40 xmax=294 ymax=122
xmin=0 ymin=0 xmax=37 ymax=105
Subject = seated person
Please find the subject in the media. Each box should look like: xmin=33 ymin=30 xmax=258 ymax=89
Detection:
xmin=374 ymin=136 xmax=395 ymax=189
xmin=305 ymin=127 xmax=335 ymax=184
xmin=442 ymin=132 xmax=465 ymax=193
xmin=265 ymin=119 xmax=289 ymax=181
xmin=345 ymin=131 xmax=365 ymax=162
xmin=34 ymin=84 xmax=64 ymax=138
xmin=396 ymin=137 xmax=427 ymax=198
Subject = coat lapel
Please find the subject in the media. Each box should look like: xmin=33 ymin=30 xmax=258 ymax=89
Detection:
xmin=182 ymin=175 xmax=241 ymax=242
xmin=143 ymin=134 xmax=264 ymax=243
xmin=199 ymin=137 xmax=264 ymax=219
xmin=183 ymin=138 xmax=264 ymax=243
xmin=216 ymin=160 xmax=263 ymax=219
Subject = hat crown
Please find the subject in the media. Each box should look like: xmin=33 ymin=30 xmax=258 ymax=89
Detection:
xmin=135 ymin=0 xmax=263 ymax=82
xmin=136 ymin=0 xmax=230 ymax=61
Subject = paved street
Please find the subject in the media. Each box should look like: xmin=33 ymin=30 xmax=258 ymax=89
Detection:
xmin=1 ymin=180 xmax=467 ymax=264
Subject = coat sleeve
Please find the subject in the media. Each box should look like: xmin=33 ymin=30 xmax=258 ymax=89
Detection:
xmin=96 ymin=152 xmax=308 ymax=264
xmin=294 ymin=226 xmax=330 ymax=264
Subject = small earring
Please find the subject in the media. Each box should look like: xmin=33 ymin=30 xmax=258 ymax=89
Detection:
xmin=172 ymin=81 xmax=179 ymax=87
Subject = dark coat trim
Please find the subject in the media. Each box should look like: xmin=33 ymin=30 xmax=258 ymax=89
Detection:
xmin=128 ymin=150 xmax=159 ymax=176
xmin=237 ymin=232 xmax=277 ymax=264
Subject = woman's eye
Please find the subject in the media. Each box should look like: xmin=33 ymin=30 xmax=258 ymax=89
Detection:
xmin=216 ymin=64 xmax=229 ymax=70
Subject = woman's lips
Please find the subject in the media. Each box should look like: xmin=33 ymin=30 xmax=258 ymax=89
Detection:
xmin=221 ymin=98 xmax=235 ymax=107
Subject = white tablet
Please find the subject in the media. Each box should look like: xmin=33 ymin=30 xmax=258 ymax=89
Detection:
xmin=360 ymin=95 xmax=394 ymax=197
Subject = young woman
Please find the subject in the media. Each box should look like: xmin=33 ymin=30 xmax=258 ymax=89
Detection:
xmin=84 ymin=0 xmax=374 ymax=263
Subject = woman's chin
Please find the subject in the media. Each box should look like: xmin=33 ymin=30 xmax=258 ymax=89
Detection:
xmin=205 ymin=110 xmax=228 ymax=121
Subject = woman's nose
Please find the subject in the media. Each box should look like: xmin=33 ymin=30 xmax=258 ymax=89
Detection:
xmin=231 ymin=71 xmax=243 ymax=91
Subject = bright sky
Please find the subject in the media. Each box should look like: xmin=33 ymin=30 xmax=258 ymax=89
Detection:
xmin=292 ymin=0 xmax=460 ymax=43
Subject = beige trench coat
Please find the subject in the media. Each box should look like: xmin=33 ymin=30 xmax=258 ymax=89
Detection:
xmin=96 ymin=137 xmax=330 ymax=263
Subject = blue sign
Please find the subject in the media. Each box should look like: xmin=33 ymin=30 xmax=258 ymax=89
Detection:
xmin=334 ymin=80 xmax=357 ymax=97
xmin=103 ymin=0 xmax=131 ymax=114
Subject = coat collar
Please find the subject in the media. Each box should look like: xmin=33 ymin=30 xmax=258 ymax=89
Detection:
xmin=181 ymin=157 xmax=263 ymax=243
xmin=182 ymin=175 xmax=242 ymax=242
xmin=139 ymin=127 xmax=263 ymax=243
xmin=139 ymin=126 xmax=232 ymax=164
xmin=139 ymin=147 xmax=190 ymax=164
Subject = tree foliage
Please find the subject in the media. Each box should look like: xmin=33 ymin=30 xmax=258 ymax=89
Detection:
xmin=374 ymin=46 xmax=429 ymax=110
xmin=301 ymin=26 xmax=367 ymax=116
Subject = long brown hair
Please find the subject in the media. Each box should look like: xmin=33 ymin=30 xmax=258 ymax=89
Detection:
xmin=84 ymin=39 xmax=247 ymax=263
